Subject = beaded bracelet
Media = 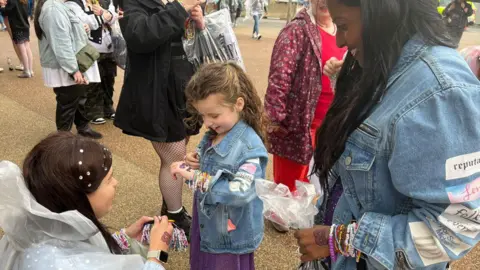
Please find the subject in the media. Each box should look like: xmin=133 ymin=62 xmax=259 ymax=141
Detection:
xmin=329 ymin=223 xmax=362 ymax=263
xmin=328 ymin=225 xmax=337 ymax=262
xmin=112 ymin=229 xmax=130 ymax=251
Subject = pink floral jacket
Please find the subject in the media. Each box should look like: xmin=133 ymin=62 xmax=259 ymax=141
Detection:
xmin=264 ymin=9 xmax=322 ymax=165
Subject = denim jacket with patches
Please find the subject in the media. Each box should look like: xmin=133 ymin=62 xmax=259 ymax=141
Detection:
xmin=195 ymin=120 xmax=268 ymax=254
xmin=331 ymin=36 xmax=480 ymax=270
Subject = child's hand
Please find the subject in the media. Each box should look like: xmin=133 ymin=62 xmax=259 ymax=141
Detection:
xmin=171 ymin=161 xmax=195 ymax=180
xmin=185 ymin=152 xmax=200 ymax=169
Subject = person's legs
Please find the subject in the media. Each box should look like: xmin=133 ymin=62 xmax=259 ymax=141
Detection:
xmin=152 ymin=140 xmax=186 ymax=212
xmin=273 ymin=154 xmax=309 ymax=192
xmin=15 ymin=42 xmax=31 ymax=78
xmin=152 ymin=140 xmax=192 ymax=237
xmin=252 ymin=14 xmax=259 ymax=37
xmin=4 ymin=18 xmax=23 ymax=69
xmin=25 ymin=40 xmax=33 ymax=75
xmin=53 ymin=85 xmax=83 ymax=131
xmin=101 ymin=54 xmax=117 ymax=118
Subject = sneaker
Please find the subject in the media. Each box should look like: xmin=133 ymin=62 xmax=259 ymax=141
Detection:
xmin=78 ymin=127 xmax=103 ymax=139
xmin=257 ymin=34 xmax=262 ymax=40
xmin=90 ymin=117 xmax=106 ymax=125
xmin=15 ymin=64 xmax=24 ymax=71
xmin=252 ymin=33 xmax=257 ymax=39
xmin=104 ymin=113 xmax=115 ymax=120
xmin=17 ymin=71 xmax=32 ymax=78
xmin=0 ymin=67 xmax=3 ymax=72
xmin=163 ymin=206 xmax=192 ymax=241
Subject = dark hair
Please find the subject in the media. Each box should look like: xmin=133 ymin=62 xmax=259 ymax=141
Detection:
xmin=185 ymin=62 xmax=267 ymax=143
xmin=22 ymin=132 xmax=121 ymax=254
xmin=34 ymin=0 xmax=47 ymax=39
xmin=313 ymin=0 xmax=455 ymax=193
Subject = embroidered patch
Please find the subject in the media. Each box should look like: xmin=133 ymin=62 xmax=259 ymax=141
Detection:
xmin=428 ymin=218 xmax=471 ymax=256
xmin=439 ymin=204 xmax=480 ymax=238
xmin=409 ymin=222 xmax=450 ymax=266
xmin=229 ymin=181 xmax=241 ymax=192
xmin=240 ymin=163 xmax=257 ymax=174
xmin=227 ymin=219 xmax=237 ymax=232
xmin=446 ymin=152 xmax=480 ymax=180
xmin=446 ymin=177 xmax=480 ymax=203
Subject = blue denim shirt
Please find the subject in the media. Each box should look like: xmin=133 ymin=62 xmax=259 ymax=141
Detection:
xmin=332 ymin=36 xmax=480 ymax=270
xmin=195 ymin=120 xmax=268 ymax=254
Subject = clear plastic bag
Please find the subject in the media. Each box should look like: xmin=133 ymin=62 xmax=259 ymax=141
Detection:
xmin=255 ymin=179 xmax=319 ymax=230
xmin=111 ymin=21 xmax=127 ymax=70
xmin=182 ymin=9 xmax=245 ymax=70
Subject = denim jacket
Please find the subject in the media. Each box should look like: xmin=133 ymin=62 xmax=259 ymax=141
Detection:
xmin=38 ymin=0 xmax=88 ymax=74
xmin=332 ymin=36 xmax=480 ymax=270
xmin=195 ymin=121 xmax=268 ymax=254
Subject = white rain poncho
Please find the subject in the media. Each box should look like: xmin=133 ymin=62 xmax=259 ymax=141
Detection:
xmin=0 ymin=161 xmax=161 ymax=270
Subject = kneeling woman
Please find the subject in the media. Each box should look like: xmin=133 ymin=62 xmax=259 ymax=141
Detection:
xmin=0 ymin=132 xmax=173 ymax=270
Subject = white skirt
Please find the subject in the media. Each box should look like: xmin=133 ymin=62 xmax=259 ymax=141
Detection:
xmin=42 ymin=62 xmax=101 ymax=88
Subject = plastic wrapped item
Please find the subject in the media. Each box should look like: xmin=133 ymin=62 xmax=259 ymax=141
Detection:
xmin=182 ymin=9 xmax=245 ymax=70
xmin=111 ymin=21 xmax=127 ymax=70
xmin=255 ymin=179 xmax=319 ymax=230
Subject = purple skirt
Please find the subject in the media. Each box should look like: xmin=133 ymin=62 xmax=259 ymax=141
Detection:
xmin=189 ymin=193 xmax=255 ymax=270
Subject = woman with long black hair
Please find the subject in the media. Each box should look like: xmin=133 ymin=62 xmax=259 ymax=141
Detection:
xmin=294 ymin=0 xmax=480 ymax=269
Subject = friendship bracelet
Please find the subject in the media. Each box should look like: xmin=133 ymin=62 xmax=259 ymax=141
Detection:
xmin=329 ymin=222 xmax=362 ymax=263
xmin=112 ymin=229 xmax=130 ymax=251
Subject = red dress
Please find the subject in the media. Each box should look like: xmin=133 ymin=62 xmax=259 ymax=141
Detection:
xmin=273 ymin=27 xmax=347 ymax=191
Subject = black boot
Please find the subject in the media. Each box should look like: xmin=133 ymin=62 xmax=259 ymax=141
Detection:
xmin=78 ymin=127 xmax=103 ymax=139
xmin=164 ymin=206 xmax=192 ymax=241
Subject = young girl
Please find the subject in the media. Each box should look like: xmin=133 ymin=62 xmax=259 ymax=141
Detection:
xmin=0 ymin=132 xmax=172 ymax=270
xmin=170 ymin=62 xmax=268 ymax=270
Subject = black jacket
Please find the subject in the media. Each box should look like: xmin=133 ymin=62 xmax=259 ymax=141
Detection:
xmin=114 ymin=0 xmax=190 ymax=142
xmin=3 ymin=0 xmax=29 ymax=32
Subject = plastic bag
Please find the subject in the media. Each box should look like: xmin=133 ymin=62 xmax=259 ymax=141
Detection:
xmin=111 ymin=21 xmax=127 ymax=70
xmin=182 ymin=9 xmax=245 ymax=70
xmin=255 ymin=179 xmax=319 ymax=230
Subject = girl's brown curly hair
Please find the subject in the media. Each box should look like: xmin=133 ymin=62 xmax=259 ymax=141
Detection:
xmin=185 ymin=62 xmax=267 ymax=143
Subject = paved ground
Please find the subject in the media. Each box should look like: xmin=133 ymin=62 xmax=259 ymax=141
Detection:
xmin=0 ymin=19 xmax=479 ymax=269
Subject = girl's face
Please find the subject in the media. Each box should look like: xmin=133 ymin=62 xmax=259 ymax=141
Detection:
xmin=327 ymin=0 xmax=363 ymax=65
xmin=194 ymin=93 xmax=245 ymax=135
xmin=87 ymin=168 xmax=118 ymax=219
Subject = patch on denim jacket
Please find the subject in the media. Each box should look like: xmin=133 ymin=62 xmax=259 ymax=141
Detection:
xmin=409 ymin=222 xmax=450 ymax=266
xmin=428 ymin=217 xmax=471 ymax=256
xmin=446 ymin=152 xmax=480 ymax=180
xmin=439 ymin=204 xmax=480 ymax=238
xmin=239 ymin=163 xmax=257 ymax=174
xmin=446 ymin=177 xmax=480 ymax=203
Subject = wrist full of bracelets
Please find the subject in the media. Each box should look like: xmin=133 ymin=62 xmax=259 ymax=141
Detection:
xmin=329 ymin=222 xmax=362 ymax=263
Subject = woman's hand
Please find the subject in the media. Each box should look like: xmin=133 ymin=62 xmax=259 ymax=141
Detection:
xmin=185 ymin=152 xmax=200 ymax=169
xmin=171 ymin=161 xmax=195 ymax=180
xmin=118 ymin=9 xmax=124 ymax=19
xmin=294 ymin=225 xmax=331 ymax=262
xmin=92 ymin=4 xmax=104 ymax=16
xmin=125 ymin=216 xmax=154 ymax=241
xmin=190 ymin=5 xmax=205 ymax=30
xmin=323 ymin=57 xmax=344 ymax=78
xmin=182 ymin=0 xmax=205 ymax=12
xmin=73 ymin=71 xmax=86 ymax=84
xmin=83 ymin=24 xmax=91 ymax=34
xmin=149 ymin=216 xmax=174 ymax=252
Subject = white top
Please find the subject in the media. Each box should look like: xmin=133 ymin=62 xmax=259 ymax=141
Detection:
xmin=42 ymin=62 xmax=101 ymax=88
xmin=65 ymin=0 xmax=118 ymax=54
